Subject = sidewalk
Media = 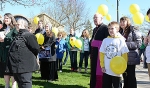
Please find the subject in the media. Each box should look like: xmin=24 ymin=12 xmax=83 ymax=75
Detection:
xmin=136 ymin=63 xmax=150 ymax=88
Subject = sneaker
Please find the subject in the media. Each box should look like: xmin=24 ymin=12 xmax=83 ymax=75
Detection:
xmin=85 ymin=68 xmax=87 ymax=73
xmin=74 ymin=69 xmax=78 ymax=72
xmin=59 ymin=70 xmax=62 ymax=72
xmin=71 ymin=68 xmax=74 ymax=71
xmin=78 ymin=68 xmax=81 ymax=72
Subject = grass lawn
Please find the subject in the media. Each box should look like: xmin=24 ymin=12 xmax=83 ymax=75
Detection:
xmin=0 ymin=52 xmax=91 ymax=88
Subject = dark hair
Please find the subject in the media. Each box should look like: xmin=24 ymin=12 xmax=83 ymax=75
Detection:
xmin=2 ymin=13 xmax=17 ymax=29
xmin=147 ymin=8 xmax=150 ymax=15
xmin=0 ymin=20 xmax=2 ymax=24
xmin=120 ymin=16 xmax=131 ymax=38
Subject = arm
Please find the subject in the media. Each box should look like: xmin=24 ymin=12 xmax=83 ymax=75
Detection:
xmin=126 ymin=31 xmax=142 ymax=50
xmin=100 ymin=52 xmax=105 ymax=68
xmin=122 ymin=53 xmax=128 ymax=62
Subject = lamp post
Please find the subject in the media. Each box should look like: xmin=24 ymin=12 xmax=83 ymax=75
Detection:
xmin=117 ymin=0 xmax=120 ymax=22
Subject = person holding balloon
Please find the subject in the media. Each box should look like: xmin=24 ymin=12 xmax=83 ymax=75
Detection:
xmin=39 ymin=22 xmax=58 ymax=81
xmin=99 ymin=21 xmax=129 ymax=88
xmin=66 ymin=28 xmax=78 ymax=72
xmin=119 ymin=16 xmax=142 ymax=88
xmin=78 ymin=29 xmax=90 ymax=73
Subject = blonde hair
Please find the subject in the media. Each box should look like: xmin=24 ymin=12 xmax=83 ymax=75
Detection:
xmin=57 ymin=31 xmax=66 ymax=38
xmin=108 ymin=21 xmax=120 ymax=31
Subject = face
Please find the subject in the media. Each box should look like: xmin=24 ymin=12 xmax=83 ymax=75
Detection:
xmin=28 ymin=27 xmax=32 ymax=33
xmin=38 ymin=22 xmax=43 ymax=29
xmin=148 ymin=13 xmax=150 ymax=20
xmin=108 ymin=25 xmax=118 ymax=37
xmin=93 ymin=14 xmax=103 ymax=26
xmin=120 ymin=20 xmax=128 ymax=29
xmin=4 ymin=15 xmax=11 ymax=25
xmin=58 ymin=33 xmax=62 ymax=39
xmin=45 ymin=25 xmax=50 ymax=35
xmin=70 ymin=28 xmax=74 ymax=35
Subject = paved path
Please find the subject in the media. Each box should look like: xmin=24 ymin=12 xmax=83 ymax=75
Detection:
xmin=136 ymin=63 xmax=150 ymax=88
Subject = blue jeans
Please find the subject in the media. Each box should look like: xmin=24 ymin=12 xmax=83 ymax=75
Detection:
xmin=69 ymin=51 xmax=77 ymax=70
xmin=79 ymin=51 xmax=89 ymax=68
xmin=63 ymin=50 xmax=69 ymax=64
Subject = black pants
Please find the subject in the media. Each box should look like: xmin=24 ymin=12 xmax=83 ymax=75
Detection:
xmin=57 ymin=59 xmax=62 ymax=70
xmin=102 ymin=73 xmax=120 ymax=88
xmin=69 ymin=51 xmax=77 ymax=70
xmin=13 ymin=72 xmax=32 ymax=88
xmin=79 ymin=51 xmax=89 ymax=68
xmin=123 ymin=65 xmax=137 ymax=88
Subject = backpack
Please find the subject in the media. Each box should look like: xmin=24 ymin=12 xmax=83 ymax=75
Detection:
xmin=9 ymin=32 xmax=27 ymax=52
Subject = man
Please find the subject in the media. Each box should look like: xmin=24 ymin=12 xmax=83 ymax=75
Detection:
xmin=90 ymin=13 xmax=109 ymax=88
xmin=8 ymin=18 xmax=40 ymax=88
xmin=147 ymin=8 xmax=150 ymax=19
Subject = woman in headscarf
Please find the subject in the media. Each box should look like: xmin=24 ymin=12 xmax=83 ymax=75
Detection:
xmin=39 ymin=22 xmax=58 ymax=81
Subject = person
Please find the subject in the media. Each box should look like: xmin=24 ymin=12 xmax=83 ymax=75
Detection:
xmin=34 ymin=20 xmax=45 ymax=35
xmin=28 ymin=24 xmax=32 ymax=33
xmin=99 ymin=21 xmax=129 ymax=88
xmin=145 ymin=32 xmax=150 ymax=79
xmin=139 ymin=36 xmax=147 ymax=68
xmin=8 ymin=18 xmax=40 ymax=88
xmin=0 ymin=13 xmax=18 ymax=88
xmin=56 ymin=31 xmax=66 ymax=72
xmin=63 ymin=38 xmax=69 ymax=65
xmin=39 ymin=23 xmax=58 ymax=81
xmin=66 ymin=28 xmax=78 ymax=72
xmin=147 ymin=8 xmax=150 ymax=19
xmin=119 ymin=16 xmax=142 ymax=88
xmin=78 ymin=29 xmax=90 ymax=73
xmin=90 ymin=13 xmax=109 ymax=88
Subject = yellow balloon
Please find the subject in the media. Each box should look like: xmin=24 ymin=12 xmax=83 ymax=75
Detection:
xmin=33 ymin=16 xmax=39 ymax=24
xmin=132 ymin=12 xmax=144 ymax=25
xmin=74 ymin=39 xmax=82 ymax=49
xmin=97 ymin=4 xmax=108 ymax=16
xmin=145 ymin=15 xmax=150 ymax=22
xmin=52 ymin=27 xmax=58 ymax=36
xmin=35 ymin=33 xmax=44 ymax=45
xmin=70 ymin=37 xmax=76 ymax=47
xmin=106 ymin=14 xmax=111 ymax=21
xmin=110 ymin=56 xmax=127 ymax=75
xmin=129 ymin=4 xmax=140 ymax=14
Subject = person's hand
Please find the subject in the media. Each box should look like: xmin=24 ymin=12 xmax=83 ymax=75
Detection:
xmin=41 ymin=46 xmax=45 ymax=49
xmin=0 ymin=37 xmax=4 ymax=42
xmin=102 ymin=67 xmax=106 ymax=73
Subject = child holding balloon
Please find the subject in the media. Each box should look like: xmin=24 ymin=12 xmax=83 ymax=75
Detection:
xmin=99 ymin=21 xmax=129 ymax=88
xmin=78 ymin=29 xmax=90 ymax=73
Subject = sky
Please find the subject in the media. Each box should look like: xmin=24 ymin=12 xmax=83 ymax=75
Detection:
xmin=0 ymin=0 xmax=149 ymax=36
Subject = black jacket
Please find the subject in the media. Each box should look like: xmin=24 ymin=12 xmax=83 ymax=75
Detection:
xmin=8 ymin=29 xmax=40 ymax=73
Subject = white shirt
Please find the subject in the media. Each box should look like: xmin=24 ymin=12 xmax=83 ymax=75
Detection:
xmin=146 ymin=45 xmax=150 ymax=63
xmin=84 ymin=38 xmax=89 ymax=51
xmin=99 ymin=37 xmax=129 ymax=77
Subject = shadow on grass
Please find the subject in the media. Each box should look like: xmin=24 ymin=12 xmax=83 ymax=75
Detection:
xmin=137 ymin=80 xmax=150 ymax=84
xmin=32 ymin=80 xmax=87 ymax=88
xmin=0 ymin=84 xmax=4 ymax=88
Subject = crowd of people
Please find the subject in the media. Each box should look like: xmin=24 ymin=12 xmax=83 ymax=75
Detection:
xmin=0 ymin=8 xmax=149 ymax=88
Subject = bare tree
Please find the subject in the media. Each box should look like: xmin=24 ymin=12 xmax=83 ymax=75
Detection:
xmin=0 ymin=0 xmax=49 ymax=11
xmin=41 ymin=0 xmax=89 ymax=31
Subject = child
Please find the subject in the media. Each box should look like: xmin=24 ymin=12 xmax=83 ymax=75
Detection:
xmin=78 ymin=29 xmax=90 ymax=73
xmin=99 ymin=21 xmax=129 ymax=88
xmin=144 ymin=30 xmax=150 ymax=80
xmin=56 ymin=31 xmax=66 ymax=72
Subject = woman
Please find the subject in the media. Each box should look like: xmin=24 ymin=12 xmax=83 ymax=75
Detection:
xmin=78 ymin=29 xmax=90 ymax=73
xmin=39 ymin=23 xmax=58 ymax=81
xmin=119 ymin=16 xmax=142 ymax=88
xmin=0 ymin=13 xmax=17 ymax=88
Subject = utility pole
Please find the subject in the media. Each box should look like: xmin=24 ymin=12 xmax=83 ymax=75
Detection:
xmin=117 ymin=0 xmax=119 ymax=22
